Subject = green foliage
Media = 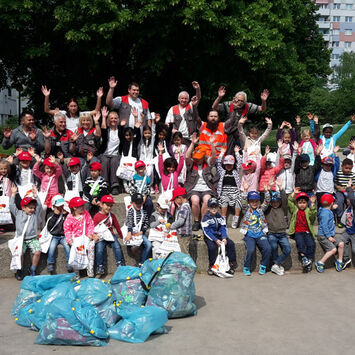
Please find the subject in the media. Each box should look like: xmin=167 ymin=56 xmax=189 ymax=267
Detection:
xmin=0 ymin=0 xmax=330 ymax=124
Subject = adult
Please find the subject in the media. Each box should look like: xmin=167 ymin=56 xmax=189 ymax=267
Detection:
xmin=2 ymin=110 xmax=45 ymax=154
xmin=165 ymin=81 xmax=202 ymax=144
xmin=198 ymin=110 xmax=227 ymax=157
xmin=106 ymin=76 xmax=151 ymax=128
xmin=42 ymin=112 xmax=75 ymax=158
xmin=41 ymin=85 xmax=103 ymax=132
xmin=99 ymin=107 xmax=122 ymax=195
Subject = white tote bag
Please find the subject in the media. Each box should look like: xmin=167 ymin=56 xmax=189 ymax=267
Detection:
xmin=159 ymin=230 xmax=181 ymax=253
xmin=124 ymin=175 xmax=148 ymax=214
xmin=122 ymin=209 xmax=143 ymax=247
xmin=38 ymin=214 xmax=63 ymax=253
xmin=116 ymin=142 xmax=136 ymax=181
xmin=161 ymin=174 xmax=174 ymax=206
xmin=8 ymin=217 xmax=31 ymax=271
xmin=68 ymin=218 xmax=89 ymax=270
xmin=211 ymin=243 xmax=233 ymax=278
xmin=63 ymin=176 xmax=80 ymax=203
xmin=0 ymin=179 xmax=12 ymax=225
xmin=94 ymin=214 xmax=115 ymax=242
xmin=148 ymin=226 xmax=166 ymax=242
xmin=17 ymin=170 xmax=34 ymax=199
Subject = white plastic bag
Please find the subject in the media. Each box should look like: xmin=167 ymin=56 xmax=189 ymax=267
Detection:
xmin=116 ymin=143 xmax=136 ymax=181
xmin=38 ymin=214 xmax=63 ymax=253
xmin=158 ymin=230 xmax=181 ymax=253
xmin=211 ymin=243 xmax=233 ymax=278
xmin=94 ymin=215 xmax=115 ymax=242
xmin=68 ymin=219 xmax=88 ymax=270
xmin=0 ymin=195 xmax=12 ymax=225
xmin=121 ymin=225 xmax=143 ymax=247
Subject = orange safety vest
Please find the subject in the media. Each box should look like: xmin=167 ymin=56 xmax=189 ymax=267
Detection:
xmin=198 ymin=122 xmax=227 ymax=156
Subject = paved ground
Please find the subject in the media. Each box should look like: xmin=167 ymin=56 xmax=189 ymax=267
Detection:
xmin=1 ymin=270 xmax=355 ymax=355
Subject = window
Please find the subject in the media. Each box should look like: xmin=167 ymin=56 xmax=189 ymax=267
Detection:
xmin=345 ymin=42 xmax=352 ymax=48
xmin=345 ymin=29 xmax=352 ymax=35
xmin=333 ymin=16 xmax=340 ymax=22
xmin=7 ymin=88 xmax=11 ymax=96
xmin=346 ymin=4 xmax=353 ymax=10
xmin=331 ymin=54 xmax=340 ymax=59
xmin=333 ymin=29 xmax=340 ymax=35
xmin=333 ymin=3 xmax=340 ymax=9
xmin=332 ymin=41 xmax=339 ymax=47
xmin=345 ymin=16 xmax=353 ymax=23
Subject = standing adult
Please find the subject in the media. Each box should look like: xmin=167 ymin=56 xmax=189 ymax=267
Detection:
xmin=106 ymin=76 xmax=151 ymax=128
xmin=165 ymin=81 xmax=202 ymax=144
xmin=2 ymin=110 xmax=45 ymax=154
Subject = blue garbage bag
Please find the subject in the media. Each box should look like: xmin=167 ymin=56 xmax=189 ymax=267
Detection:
xmin=15 ymin=304 xmax=33 ymax=327
xmin=109 ymin=304 xmax=168 ymax=343
xmin=35 ymin=298 xmax=108 ymax=346
xmin=11 ymin=289 xmax=41 ymax=317
xmin=110 ymin=266 xmax=147 ymax=306
xmin=145 ymin=252 xmax=197 ymax=318
xmin=139 ymin=258 xmax=165 ymax=288
xmin=76 ymin=279 xmax=119 ymax=328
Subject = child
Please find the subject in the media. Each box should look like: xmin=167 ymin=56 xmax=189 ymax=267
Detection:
xmin=343 ymin=137 xmax=355 ymax=173
xmin=46 ymin=195 xmax=71 ymax=274
xmin=169 ymin=187 xmax=194 ymax=260
xmin=276 ymin=121 xmax=296 ymax=156
xmin=276 ymin=142 xmax=297 ymax=195
xmin=83 ymin=161 xmax=109 ymax=217
xmin=201 ymin=197 xmax=237 ymax=275
xmin=33 ymin=155 xmax=62 ymax=208
xmin=335 ymin=158 xmax=355 ymax=227
xmin=169 ymin=131 xmax=188 ymax=184
xmin=0 ymin=159 xmax=13 ymax=231
xmin=315 ymin=194 xmax=345 ymax=272
xmin=149 ymin=195 xmax=174 ymax=258
xmin=61 ymin=157 xmax=85 ymax=198
xmin=125 ymin=192 xmax=151 ymax=266
xmin=129 ymin=160 xmax=153 ymax=217
xmin=240 ymin=188 xmax=271 ymax=275
xmin=216 ymin=146 xmax=242 ymax=228
xmin=10 ymin=185 xmax=42 ymax=280
xmin=138 ymin=123 xmax=155 ymax=189
xmin=63 ymin=196 xmax=98 ymax=277
xmin=265 ymin=181 xmax=291 ymax=276
xmin=93 ymin=195 xmax=124 ymax=275
xmin=288 ymin=188 xmax=317 ymax=272
xmin=241 ymin=158 xmax=260 ymax=193
xmin=238 ymin=116 xmax=272 ymax=162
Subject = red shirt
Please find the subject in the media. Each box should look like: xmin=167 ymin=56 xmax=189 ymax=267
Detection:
xmin=295 ymin=210 xmax=309 ymax=233
xmin=93 ymin=212 xmax=123 ymax=239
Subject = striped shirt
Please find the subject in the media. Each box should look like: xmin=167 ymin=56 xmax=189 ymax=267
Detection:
xmin=126 ymin=207 xmax=149 ymax=233
xmin=335 ymin=171 xmax=355 ymax=188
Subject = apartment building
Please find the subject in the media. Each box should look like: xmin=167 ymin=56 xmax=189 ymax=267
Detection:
xmin=0 ymin=86 xmax=28 ymax=126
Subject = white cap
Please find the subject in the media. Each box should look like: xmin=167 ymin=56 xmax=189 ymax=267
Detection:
xmin=157 ymin=195 xmax=169 ymax=209
xmin=266 ymin=152 xmax=277 ymax=163
xmin=51 ymin=195 xmax=66 ymax=207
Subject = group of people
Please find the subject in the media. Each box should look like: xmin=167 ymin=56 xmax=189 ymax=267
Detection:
xmin=1 ymin=78 xmax=355 ymax=279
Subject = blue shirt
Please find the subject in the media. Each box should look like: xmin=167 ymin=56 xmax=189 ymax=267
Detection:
xmin=317 ymin=207 xmax=335 ymax=238
xmin=246 ymin=210 xmax=264 ymax=238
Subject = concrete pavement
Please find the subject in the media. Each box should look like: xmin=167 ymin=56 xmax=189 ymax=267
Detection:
xmin=1 ymin=270 xmax=355 ymax=355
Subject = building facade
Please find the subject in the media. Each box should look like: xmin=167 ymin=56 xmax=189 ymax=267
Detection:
xmin=0 ymin=86 xmax=27 ymax=126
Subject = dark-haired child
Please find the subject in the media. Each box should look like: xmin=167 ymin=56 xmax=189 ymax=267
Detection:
xmin=169 ymin=131 xmax=188 ymax=184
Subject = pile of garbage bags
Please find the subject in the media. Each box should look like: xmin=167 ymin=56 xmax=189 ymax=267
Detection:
xmin=11 ymin=252 xmax=197 ymax=346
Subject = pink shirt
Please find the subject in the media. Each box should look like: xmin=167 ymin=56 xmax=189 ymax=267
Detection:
xmin=33 ymin=162 xmax=62 ymax=195
xmin=63 ymin=210 xmax=95 ymax=243
xmin=158 ymin=154 xmax=184 ymax=191
xmin=0 ymin=176 xmax=11 ymax=197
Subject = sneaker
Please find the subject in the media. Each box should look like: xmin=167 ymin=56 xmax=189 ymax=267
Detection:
xmin=192 ymin=221 xmax=201 ymax=231
xmin=301 ymin=256 xmax=311 ymax=267
xmin=259 ymin=264 xmax=267 ymax=275
xmin=47 ymin=264 xmax=54 ymax=273
xmin=87 ymin=270 xmax=94 ymax=278
xmin=226 ymin=268 xmax=235 ymax=275
xmin=112 ymin=187 xmax=119 ymax=195
xmin=343 ymin=259 xmax=352 ymax=270
xmin=207 ymin=267 xmax=214 ymax=276
xmin=67 ymin=265 xmax=74 ymax=273
xmin=15 ymin=269 xmax=24 ymax=281
xmin=315 ymin=261 xmax=324 ymax=273
xmin=231 ymin=216 xmax=239 ymax=229
xmin=337 ymin=222 xmax=345 ymax=228
xmin=243 ymin=267 xmax=251 ymax=276
xmin=335 ymin=260 xmax=344 ymax=272
xmin=96 ymin=266 xmax=105 ymax=275
xmin=271 ymin=264 xmax=284 ymax=276
xmin=151 ymin=187 xmax=155 ymax=194
xmin=306 ymin=262 xmax=312 ymax=272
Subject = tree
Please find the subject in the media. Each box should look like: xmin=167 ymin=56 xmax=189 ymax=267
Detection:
xmin=0 ymin=0 xmax=330 ymax=124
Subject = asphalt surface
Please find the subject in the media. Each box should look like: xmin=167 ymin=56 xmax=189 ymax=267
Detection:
xmin=1 ymin=270 xmax=355 ymax=355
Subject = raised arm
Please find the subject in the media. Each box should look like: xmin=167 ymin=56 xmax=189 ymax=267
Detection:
xmin=41 ymin=85 xmax=56 ymax=116
xmin=192 ymin=81 xmax=201 ymax=103
xmin=186 ymin=132 xmax=198 ymax=166
xmin=258 ymin=89 xmax=269 ymax=112
xmin=106 ymin=76 xmax=117 ymax=108
xmin=259 ymin=117 xmax=273 ymax=143
xmin=91 ymin=87 xmax=103 ymax=115
xmin=212 ymin=86 xmax=225 ymax=110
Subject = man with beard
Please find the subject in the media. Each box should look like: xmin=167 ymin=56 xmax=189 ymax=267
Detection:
xmin=198 ymin=110 xmax=227 ymax=157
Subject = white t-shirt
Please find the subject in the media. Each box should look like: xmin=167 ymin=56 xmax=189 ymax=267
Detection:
xmin=112 ymin=96 xmax=151 ymax=128
xmin=166 ymin=104 xmax=193 ymax=139
xmin=105 ymin=128 xmax=120 ymax=156
xmin=317 ymin=170 xmax=335 ymax=194
xmin=59 ymin=110 xmax=80 ymax=132
xmin=194 ymin=165 xmax=209 ymax=192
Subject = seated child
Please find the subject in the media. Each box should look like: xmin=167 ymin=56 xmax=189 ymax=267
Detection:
xmin=315 ymin=194 xmax=345 ymax=273
xmin=288 ymin=188 xmax=317 ymax=272
xmin=201 ymin=197 xmax=237 ymax=275
xmin=129 ymin=160 xmax=153 ymax=218
xmin=240 ymin=188 xmax=271 ymax=276
xmin=125 ymin=192 xmax=151 ymax=266
xmin=64 ymin=197 xmax=98 ymax=277
xmin=169 ymin=187 xmax=194 ymax=260
xmin=61 ymin=156 xmax=85 ymax=197
xmin=10 ymin=185 xmax=42 ymax=280
xmin=46 ymin=195 xmax=71 ymax=274
xmin=342 ymin=137 xmax=355 ymax=173
xmin=83 ymin=161 xmax=109 ymax=216
xmin=93 ymin=195 xmax=124 ymax=275
xmin=335 ymin=158 xmax=355 ymax=227
xmin=265 ymin=181 xmax=291 ymax=276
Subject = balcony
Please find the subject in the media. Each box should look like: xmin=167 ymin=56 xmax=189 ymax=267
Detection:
xmin=317 ymin=8 xmax=330 ymax=16
xmin=317 ymin=20 xmax=331 ymax=28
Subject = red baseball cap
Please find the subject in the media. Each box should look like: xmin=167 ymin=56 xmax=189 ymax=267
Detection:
xmin=135 ymin=160 xmax=146 ymax=169
xmin=43 ymin=158 xmax=55 ymax=167
xmin=18 ymin=152 xmax=32 ymax=161
xmin=296 ymin=192 xmax=309 ymax=201
xmin=241 ymin=160 xmax=257 ymax=172
xmin=68 ymin=157 xmax=81 ymax=167
xmin=20 ymin=196 xmax=36 ymax=208
xmin=68 ymin=197 xmax=86 ymax=208
xmin=170 ymin=187 xmax=187 ymax=201
xmin=101 ymin=195 xmax=115 ymax=204
xmin=320 ymin=194 xmax=335 ymax=206
xmin=90 ymin=161 xmax=102 ymax=171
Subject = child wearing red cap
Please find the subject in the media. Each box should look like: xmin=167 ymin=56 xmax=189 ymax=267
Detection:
xmin=64 ymin=197 xmax=98 ymax=277
xmin=33 ymin=155 xmax=62 ymax=208
xmin=288 ymin=188 xmax=317 ymax=272
xmin=9 ymin=185 xmax=42 ymax=280
xmin=83 ymin=161 xmax=109 ymax=217
xmin=93 ymin=195 xmax=124 ymax=275
xmin=61 ymin=156 xmax=85 ymax=198
xmin=315 ymin=194 xmax=344 ymax=272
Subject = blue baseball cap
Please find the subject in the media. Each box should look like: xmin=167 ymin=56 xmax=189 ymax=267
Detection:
xmin=247 ymin=191 xmax=260 ymax=201
xmin=208 ymin=197 xmax=219 ymax=208
xmin=271 ymin=191 xmax=281 ymax=201
xmin=300 ymin=154 xmax=310 ymax=162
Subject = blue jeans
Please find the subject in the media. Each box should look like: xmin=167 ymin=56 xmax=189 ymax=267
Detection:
xmin=141 ymin=234 xmax=152 ymax=263
xmin=47 ymin=235 xmax=70 ymax=265
xmin=143 ymin=195 xmax=154 ymax=218
xmin=95 ymin=236 xmax=124 ymax=267
xmin=294 ymin=232 xmax=315 ymax=261
xmin=243 ymin=235 xmax=271 ymax=268
xmin=267 ymin=233 xmax=291 ymax=266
